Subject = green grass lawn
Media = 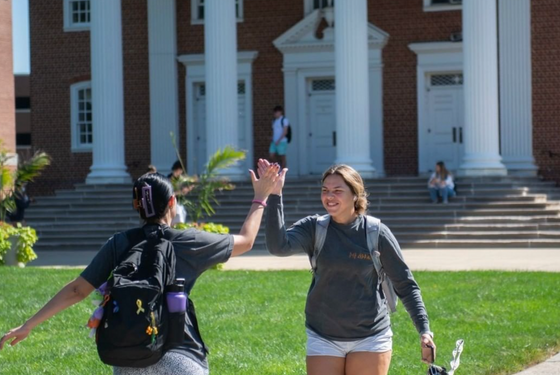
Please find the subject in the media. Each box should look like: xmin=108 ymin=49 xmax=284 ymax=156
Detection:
xmin=0 ymin=268 xmax=559 ymax=375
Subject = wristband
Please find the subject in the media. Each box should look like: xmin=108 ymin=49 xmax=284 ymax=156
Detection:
xmin=252 ymin=199 xmax=267 ymax=207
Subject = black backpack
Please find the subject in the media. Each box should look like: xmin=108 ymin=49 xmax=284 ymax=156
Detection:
xmin=281 ymin=117 xmax=292 ymax=143
xmin=95 ymin=226 xmax=176 ymax=368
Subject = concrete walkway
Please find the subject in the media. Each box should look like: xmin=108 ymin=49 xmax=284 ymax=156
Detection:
xmin=514 ymin=353 xmax=560 ymax=375
xmin=31 ymin=248 xmax=560 ymax=272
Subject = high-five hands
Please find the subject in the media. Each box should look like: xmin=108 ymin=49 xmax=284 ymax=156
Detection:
xmin=249 ymin=161 xmax=283 ymax=201
xmin=257 ymin=159 xmax=288 ymax=196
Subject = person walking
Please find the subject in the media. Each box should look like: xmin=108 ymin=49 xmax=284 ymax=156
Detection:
xmin=262 ymin=160 xmax=435 ymax=375
xmin=0 ymin=164 xmax=281 ymax=374
xmin=269 ymin=105 xmax=290 ymax=170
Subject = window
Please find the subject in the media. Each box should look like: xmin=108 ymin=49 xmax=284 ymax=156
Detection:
xmin=63 ymin=0 xmax=90 ymax=32
xmin=423 ymin=0 xmax=462 ymax=12
xmin=311 ymin=79 xmax=335 ymax=91
xmin=15 ymin=97 xmax=31 ymax=111
xmin=191 ymin=0 xmax=244 ymax=24
xmin=430 ymin=74 xmax=463 ymax=87
xmin=70 ymin=82 xmax=93 ymax=152
xmin=304 ymin=0 xmax=334 ymax=15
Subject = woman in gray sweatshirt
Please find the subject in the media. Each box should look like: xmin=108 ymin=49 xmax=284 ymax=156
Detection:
xmin=263 ymin=161 xmax=436 ymax=375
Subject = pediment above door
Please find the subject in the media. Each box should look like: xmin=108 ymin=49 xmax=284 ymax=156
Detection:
xmin=273 ymin=8 xmax=389 ymax=54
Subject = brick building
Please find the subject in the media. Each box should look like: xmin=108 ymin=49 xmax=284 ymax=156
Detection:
xmin=1 ymin=0 xmax=16 ymax=156
xmin=27 ymin=0 xmax=560 ymax=194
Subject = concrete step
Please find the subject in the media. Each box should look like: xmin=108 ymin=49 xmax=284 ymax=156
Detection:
xmin=401 ymin=239 xmax=560 ymax=249
xmin=25 ymin=176 xmax=560 ymax=250
xmin=397 ymin=231 xmax=560 ymax=240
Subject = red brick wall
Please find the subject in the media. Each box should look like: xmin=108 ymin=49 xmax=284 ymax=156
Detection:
xmin=532 ymin=0 xmax=560 ymax=185
xmin=122 ymin=0 xmax=151 ymax=179
xmin=29 ymin=0 xmax=91 ymax=195
xmin=0 ymin=0 xmax=16 ymax=153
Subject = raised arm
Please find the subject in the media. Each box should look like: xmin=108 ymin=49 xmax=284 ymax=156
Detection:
xmin=0 ymin=276 xmax=95 ymax=349
xmin=256 ymin=159 xmax=314 ymax=257
xmin=231 ymin=162 xmax=284 ymax=257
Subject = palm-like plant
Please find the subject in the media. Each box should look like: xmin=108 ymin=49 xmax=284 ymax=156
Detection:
xmin=0 ymin=146 xmax=51 ymax=222
xmin=170 ymin=133 xmax=246 ymax=223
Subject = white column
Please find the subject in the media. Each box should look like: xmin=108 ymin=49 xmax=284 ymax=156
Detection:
xmin=334 ymin=0 xmax=376 ymax=177
xmin=204 ymin=0 xmax=243 ymax=178
xmin=148 ymin=0 xmax=179 ymax=175
xmin=458 ymin=0 xmax=507 ymax=176
xmin=499 ymin=0 xmax=537 ymax=176
xmin=86 ymin=0 xmax=130 ymax=184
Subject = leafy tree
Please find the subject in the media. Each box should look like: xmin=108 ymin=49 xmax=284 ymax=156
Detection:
xmin=0 ymin=145 xmax=51 ymax=223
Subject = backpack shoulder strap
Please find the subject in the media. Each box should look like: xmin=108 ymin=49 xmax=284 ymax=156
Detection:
xmin=311 ymin=214 xmax=330 ymax=271
xmin=365 ymin=215 xmax=382 ymax=274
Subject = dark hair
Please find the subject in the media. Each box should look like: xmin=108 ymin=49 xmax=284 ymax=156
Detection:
xmin=171 ymin=160 xmax=183 ymax=172
xmin=273 ymin=105 xmax=283 ymax=113
xmin=132 ymin=173 xmax=174 ymax=223
xmin=436 ymin=161 xmax=449 ymax=180
xmin=146 ymin=164 xmax=157 ymax=174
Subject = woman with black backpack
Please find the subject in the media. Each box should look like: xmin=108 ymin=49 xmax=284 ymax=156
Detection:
xmin=0 ymin=163 xmax=282 ymax=374
xmin=261 ymin=160 xmax=436 ymax=375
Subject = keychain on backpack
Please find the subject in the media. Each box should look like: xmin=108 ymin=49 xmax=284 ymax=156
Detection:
xmin=86 ymin=283 xmax=111 ymax=338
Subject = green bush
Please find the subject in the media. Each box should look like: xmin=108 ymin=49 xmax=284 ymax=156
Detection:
xmin=0 ymin=222 xmax=38 ymax=266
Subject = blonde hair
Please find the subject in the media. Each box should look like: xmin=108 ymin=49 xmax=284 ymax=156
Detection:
xmin=321 ymin=164 xmax=368 ymax=215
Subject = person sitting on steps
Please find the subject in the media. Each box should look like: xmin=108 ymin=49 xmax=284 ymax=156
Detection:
xmin=428 ymin=161 xmax=456 ymax=204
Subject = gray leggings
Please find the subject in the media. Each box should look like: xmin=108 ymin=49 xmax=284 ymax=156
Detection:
xmin=113 ymin=352 xmax=209 ymax=375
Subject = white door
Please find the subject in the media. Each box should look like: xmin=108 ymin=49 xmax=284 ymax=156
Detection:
xmin=193 ymin=82 xmax=248 ymax=175
xmin=308 ymin=79 xmax=336 ymax=174
xmin=425 ymin=73 xmax=464 ymax=172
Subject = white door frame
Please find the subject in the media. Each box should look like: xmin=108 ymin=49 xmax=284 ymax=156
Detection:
xmin=178 ymin=51 xmax=258 ymax=175
xmin=409 ymin=42 xmax=463 ymax=174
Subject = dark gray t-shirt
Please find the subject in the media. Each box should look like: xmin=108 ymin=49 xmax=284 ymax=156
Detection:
xmin=265 ymin=194 xmax=430 ymax=341
xmin=80 ymin=224 xmax=233 ymax=368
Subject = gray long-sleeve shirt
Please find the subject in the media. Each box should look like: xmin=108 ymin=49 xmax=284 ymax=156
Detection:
xmin=265 ymin=194 xmax=430 ymax=341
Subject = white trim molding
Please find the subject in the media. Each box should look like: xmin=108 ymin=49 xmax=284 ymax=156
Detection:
xmin=274 ymin=9 xmax=388 ymax=176
xmin=409 ymin=41 xmax=463 ymax=173
xmin=177 ymin=51 xmax=258 ymax=176
xmin=63 ymin=0 xmax=91 ymax=32
xmin=423 ymin=0 xmax=462 ymax=13
xmin=70 ymin=81 xmax=93 ymax=153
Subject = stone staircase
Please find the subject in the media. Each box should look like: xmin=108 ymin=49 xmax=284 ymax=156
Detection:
xmin=26 ymin=177 xmax=560 ymax=252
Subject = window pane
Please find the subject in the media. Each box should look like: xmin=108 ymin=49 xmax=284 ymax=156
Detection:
xmin=80 ymin=134 xmax=87 ymax=144
xmin=79 ymin=102 xmax=84 ymax=111
xmin=87 ymin=134 xmax=93 ymax=144
xmin=84 ymin=88 xmax=91 ymax=100
xmin=86 ymin=113 xmax=92 ymax=122
xmin=72 ymin=1 xmax=79 ymax=11
xmin=79 ymin=113 xmax=85 ymax=122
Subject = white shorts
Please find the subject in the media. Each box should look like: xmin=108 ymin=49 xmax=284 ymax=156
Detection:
xmin=306 ymin=326 xmax=393 ymax=357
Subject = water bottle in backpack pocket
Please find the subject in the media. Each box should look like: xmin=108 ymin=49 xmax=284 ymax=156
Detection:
xmin=166 ymin=278 xmax=187 ymax=347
